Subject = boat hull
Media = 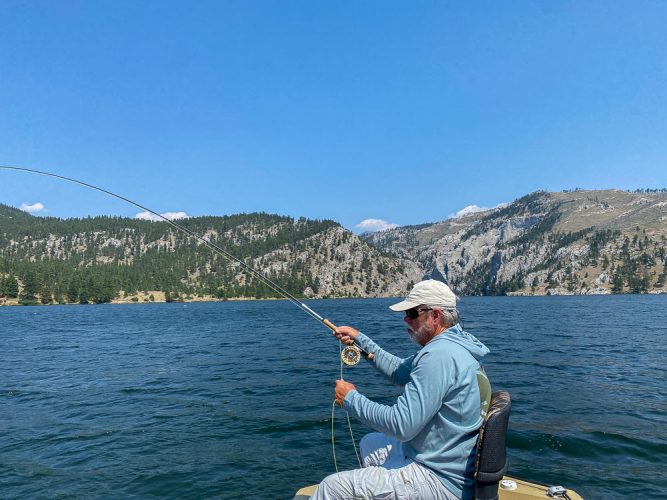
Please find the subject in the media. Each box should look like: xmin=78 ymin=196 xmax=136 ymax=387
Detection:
xmin=293 ymin=476 xmax=584 ymax=499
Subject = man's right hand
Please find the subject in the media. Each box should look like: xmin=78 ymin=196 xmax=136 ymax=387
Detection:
xmin=334 ymin=326 xmax=359 ymax=345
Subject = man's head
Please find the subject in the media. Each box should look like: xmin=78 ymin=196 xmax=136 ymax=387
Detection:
xmin=389 ymin=280 xmax=460 ymax=345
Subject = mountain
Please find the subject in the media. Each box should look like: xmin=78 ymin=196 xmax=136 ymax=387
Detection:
xmin=362 ymin=189 xmax=667 ymax=296
xmin=3 ymin=188 xmax=667 ymax=306
xmin=0 ymin=207 xmax=420 ymax=305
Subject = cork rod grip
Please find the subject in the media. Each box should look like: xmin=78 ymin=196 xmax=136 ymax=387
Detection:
xmin=322 ymin=319 xmax=337 ymax=331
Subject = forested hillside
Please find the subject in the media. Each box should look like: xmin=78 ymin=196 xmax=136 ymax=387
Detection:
xmin=3 ymin=188 xmax=667 ymax=306
xmin=0 ymin=205 xmax=420 ymax=305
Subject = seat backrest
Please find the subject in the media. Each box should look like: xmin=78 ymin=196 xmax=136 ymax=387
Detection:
xmin=474 ymin=391 xmax=511 ymax=500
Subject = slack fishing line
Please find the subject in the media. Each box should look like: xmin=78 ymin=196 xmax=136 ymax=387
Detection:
xmin=0 ymin=165 xmax=372 ymax=365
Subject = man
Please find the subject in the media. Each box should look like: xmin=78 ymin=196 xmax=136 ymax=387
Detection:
xmin=312 ymin=279 xmax=491 ymax=500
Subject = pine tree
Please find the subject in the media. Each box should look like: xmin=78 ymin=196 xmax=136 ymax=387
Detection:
xmin=39 ymin=283 xmax=53 ymax=304
xmin=6 ymin=275 xmax=19 ymax=298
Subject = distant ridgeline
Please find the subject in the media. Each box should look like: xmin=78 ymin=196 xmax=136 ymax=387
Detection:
xmin=2 ymin=188 xmax=667 ymax=305
xmin=362 ymin=189 xmax=667 ymax=297
xmin=0 ymin=204 xmax=420 ymax=305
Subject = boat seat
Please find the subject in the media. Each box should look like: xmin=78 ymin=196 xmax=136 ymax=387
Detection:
xmin=475 ymin=390 xmax=511 ymax=500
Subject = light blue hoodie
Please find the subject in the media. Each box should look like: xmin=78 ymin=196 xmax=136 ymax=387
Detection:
xmin=344 ymin=324 xmax=491 ymax=500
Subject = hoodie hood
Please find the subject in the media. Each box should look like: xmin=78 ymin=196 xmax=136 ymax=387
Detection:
xmin=437 ymin=323 xmax=489 ymax=361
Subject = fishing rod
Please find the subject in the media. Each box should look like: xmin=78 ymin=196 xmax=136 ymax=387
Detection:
xmin=0 ymin=165 xmax=373 ymax=365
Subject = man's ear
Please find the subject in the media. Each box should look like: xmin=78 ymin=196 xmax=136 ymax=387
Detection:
xmin=432 ymin=308 xmax=446 ymax=327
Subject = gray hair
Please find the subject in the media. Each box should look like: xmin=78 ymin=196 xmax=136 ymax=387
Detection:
xmin=435 ymin=307 xmax=460 ymax=328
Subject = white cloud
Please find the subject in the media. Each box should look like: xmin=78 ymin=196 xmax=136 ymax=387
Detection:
xmin=135 ymin=211 xmax=190 ymax=221
xmin=452 ymin=205 xmax=488 ymax=218
xmin=355 ymin=218 xmax=399 ymax=233
xmin=20 ymin=202 xmax=45 ymax=213
xmin=448 ymin=202 xmax=508 ymax=219
xmin=162 ymin=211 xmax=190 ymax=220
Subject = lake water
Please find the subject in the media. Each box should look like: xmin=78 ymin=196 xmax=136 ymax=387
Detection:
xmin=2 ymin=296 xmax=666 ymax=499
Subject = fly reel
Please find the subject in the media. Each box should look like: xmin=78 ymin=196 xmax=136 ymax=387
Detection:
xmin=341 ymin=345 xmax=362 ymax=366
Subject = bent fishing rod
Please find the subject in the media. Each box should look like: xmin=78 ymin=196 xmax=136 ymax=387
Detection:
xmin=0 ymin=165 xmax=373 ymax=365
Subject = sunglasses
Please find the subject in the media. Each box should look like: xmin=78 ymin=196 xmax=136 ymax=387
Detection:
xmin=405 ymin=307 xmax=432 ymax=320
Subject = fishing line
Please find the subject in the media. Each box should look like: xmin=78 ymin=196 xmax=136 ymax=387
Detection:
xmin=0 ymin=165 xmax=318 ymax=317
xmin=2 ymin=164 xmax=367 ymax=470
xmin=0 ymin=165 xmax=372 ymax=355
xmin=332 ymin=342 xmax=362 ymax=473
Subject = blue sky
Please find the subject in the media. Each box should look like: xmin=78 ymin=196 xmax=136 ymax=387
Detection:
xmin=1 ymin=1 xmax=666 ymax=232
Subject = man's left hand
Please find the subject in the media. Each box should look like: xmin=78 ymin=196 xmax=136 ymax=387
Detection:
xmin=334 ymin=380 xmax=356 ymax=407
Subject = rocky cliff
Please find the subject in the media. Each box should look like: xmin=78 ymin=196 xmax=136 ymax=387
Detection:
xmin=363 ymin=190 xmax=667 ymax=296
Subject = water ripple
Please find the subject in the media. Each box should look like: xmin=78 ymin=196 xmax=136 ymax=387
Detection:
xmin=1 ymin=296 xmax=666 ymax=499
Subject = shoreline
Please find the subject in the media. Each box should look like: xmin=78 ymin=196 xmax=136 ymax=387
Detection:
xmin=0 ymin=292 xmax=380 ymax=307
xmin=2 ymin=288 xmax=666 ymax=307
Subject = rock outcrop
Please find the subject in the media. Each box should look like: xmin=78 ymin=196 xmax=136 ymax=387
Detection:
xmin=363 ymin=190 xmax=667 ymax=296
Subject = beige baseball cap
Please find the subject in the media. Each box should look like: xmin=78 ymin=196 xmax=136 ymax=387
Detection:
xmin=389 ymin=279 xmax=458 ymax=311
